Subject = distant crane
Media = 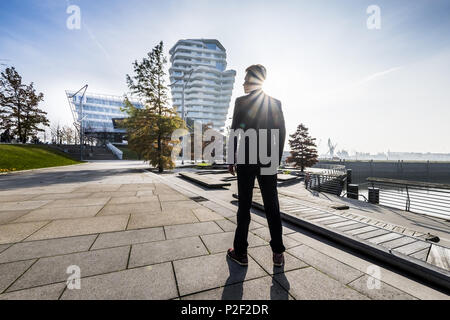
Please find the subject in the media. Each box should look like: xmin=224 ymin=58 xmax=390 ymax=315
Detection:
xmin=327 ymin=138 xmax=338 ymax=159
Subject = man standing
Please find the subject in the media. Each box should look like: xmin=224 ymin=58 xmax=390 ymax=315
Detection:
xmin=227 ymin=64 xmax=286 ymax=267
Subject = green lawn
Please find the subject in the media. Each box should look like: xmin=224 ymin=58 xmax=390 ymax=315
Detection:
xmin=0 ymin=144 xmax=81 ymax=172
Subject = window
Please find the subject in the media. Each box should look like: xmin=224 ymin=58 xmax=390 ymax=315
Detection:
xmin=215 ymin=62 xmax=225 ymax=71
xmin=206 ymin=43 xmax=217 ymax=50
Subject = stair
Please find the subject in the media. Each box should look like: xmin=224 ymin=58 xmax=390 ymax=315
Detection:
xmin=50 ymin=145 xmax=118 ymax=160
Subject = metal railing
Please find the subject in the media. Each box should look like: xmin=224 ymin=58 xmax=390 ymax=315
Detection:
xmin=312 ymin=163 xmax=347 ymax=176
xmin=305 ymin=172 xmax=347 ymax=196
xmin=367 ymin=177 xmax=450 ymax=220
xmin=106 ymin=143 xmax=123 ymax=160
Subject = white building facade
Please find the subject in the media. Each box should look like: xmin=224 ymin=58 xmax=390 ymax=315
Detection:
xmin=169 ymin=39 xmax=236 ymax=132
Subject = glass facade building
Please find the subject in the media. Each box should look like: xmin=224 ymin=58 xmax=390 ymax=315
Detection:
xmin=65 ymin=91 xmax=144 ymax=142
xmin=169 ymin=39 xmax=236 ymax=132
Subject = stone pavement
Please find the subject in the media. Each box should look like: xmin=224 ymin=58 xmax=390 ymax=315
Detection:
xmin=0 ymin=161 xmax=448 ymax=300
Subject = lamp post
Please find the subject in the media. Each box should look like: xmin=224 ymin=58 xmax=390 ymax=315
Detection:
xmin=69 ymin=85 xmax=88 ymax=161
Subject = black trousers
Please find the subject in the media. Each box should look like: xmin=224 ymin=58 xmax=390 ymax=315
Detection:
xmin=233 ymin=164 xmax=285 ymax=255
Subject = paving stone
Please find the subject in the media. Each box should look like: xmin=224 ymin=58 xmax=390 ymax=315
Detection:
xmin=249 ymin=214 xmax=270 ymax=227
xmin=129 ymin=236 xmax=208 ymax=268
xmin=61 ymin=262 xmax=177 ymax=300
xmin=192 ymin=208 xmax=224 ymax=221
xmin=14 ymin=206 xmax=103 ymax=223
xmin=410 ymin=248 xmax=430 ymax=261
xmin=345 ymin=225 xmax=378 ymax=236
xmin=0 ymin=235 xmax=97 ymax=263
xmin=274 ymin=267 xmax=368 ymax=300
xmin=215 ymin=219 xmax=237 ymax=232
xmin=201 ymin=231 xmax=267 ymax=254
xmin=25 ymin=215 xmax=129 ymax=241
xmin=0 ymin=210 xmax=30 ymax=224
xmin=0 ymin=195 xmax=37 ymax=203
xmin=348 ymin=275 xmax=417 ymax=300
xmin=0 ymin=260 xmax=35 ymax=293
xmin=154 ymin=184 xmax=180 ymax=195
xmin=327 ymin=220 xmax=359 ymax=229
xmin=427 ymin=245 xmax=450 ymax=271
xmin=0 ymin=244 xmax=11 ymax=253
xmin=91 ymin=228 xmax=165 ymax=250
xmin=0 ymin=283 xmax=66 ymax=300
xmin=287 ymin=245 xmax=363 ymax=284
xmin=393 ymin=241 xmax=431 ymax=256
xmin=303 ymin=213 xmax=332 ymax=220
xmin=380 ymin=236 xmax=417 ymax=250
xmin=98 ymin=202 xmax=161 ymax=216
xmin=127 ymin=210 xmax=198 ymax=229
xmin=107 ymin=196 xmax=159 ymax=205
xmin=309 ymin=215 xmax=341 ymax=223
xmin=165 ymin=222 xmax=223 ymax=239
xmin=0 ymin=221 xmax=49 ymax=244
xmin=158 ymin=193 xmax=189 ymax=202
xmin=183 ymin=275 xmax=291 ymax=300
xmin=356 ymin=229 xmax=390 ymax=240
xmin=248 ymin=245 xmax=307 ymax=275
xmin=9 ymin=246 xmax=130 ymax=291
xmin=0 ymin=200 xmax=50 ymax=212
xmin=201 ymin=201 xmax=236 ymax=218
xmin=173 ymin=252 xmax=267 ymax=296
xmin=89 ymin=191 xmax=136 ymax=198
xmin=136 ymin=190 xmax=154 ymax=197
xmin=32 ymin=193 xmax=91 ymax=201
xmin=321 ymin=217 xmax=349 ymax=225
xmin=161 ymin=200 xmax=203 ymax=211
xmin=119 ymin=184 xmax=155 ymax=192
xmin=250 ymin=227 xmax=301 ymax=249
xmin=367 ymin=232 xmax=404 ymax=245
xmin=73 ymin=184 xmax=121 ymax=192
xmin=42 ymin=198 xmax=110 ymax=209
xmin=227 ymin=216 xmax=264 ymax=230
xmin=335 ymin=222 xmax=366 ymax=232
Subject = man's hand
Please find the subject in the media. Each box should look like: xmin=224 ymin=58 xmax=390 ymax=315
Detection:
xmin=228 ymin=164 xmax=236 ymax=176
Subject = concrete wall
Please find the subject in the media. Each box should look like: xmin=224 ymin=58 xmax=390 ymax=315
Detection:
xmin=317 ymin=160 xmax=450 ymax=184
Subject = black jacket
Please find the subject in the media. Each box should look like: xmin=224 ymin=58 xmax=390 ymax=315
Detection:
xmin=229 ymin=89 xmax=286 ymax=166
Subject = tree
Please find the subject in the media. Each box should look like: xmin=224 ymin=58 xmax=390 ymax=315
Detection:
xmin=0 ymin=67 xmax=49 ymax=143
xmin=0 ymin=128 xmax=12 ymax=143
xmin=50 ymin=122 xmax=63 ymax=144
xmin=122 ymin=41 xmax=184 ymax=172
xmin=287 ymin=123 xmax=318 ymax=172
xmin=185 ymin=118 xmax=215 ymax=162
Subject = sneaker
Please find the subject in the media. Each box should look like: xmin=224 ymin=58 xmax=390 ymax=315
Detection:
xmin=273 ymin=252 xmax=285 ymax=267
xmin=227 ymin=248 xmax=248 ymax=266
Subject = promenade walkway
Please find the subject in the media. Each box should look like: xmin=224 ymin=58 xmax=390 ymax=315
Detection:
xmin=0 ymin=161 xmax=448 ymax=299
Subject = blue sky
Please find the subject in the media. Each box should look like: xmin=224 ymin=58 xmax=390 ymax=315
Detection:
xmin=1 ymin=0 xmax=450 ymax=154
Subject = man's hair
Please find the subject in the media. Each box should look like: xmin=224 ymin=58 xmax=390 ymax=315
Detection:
xmin=245 ymin=64 xmax=267 ymax=82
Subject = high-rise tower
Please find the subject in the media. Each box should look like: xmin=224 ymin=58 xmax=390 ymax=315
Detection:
xmin=169 ymin=39 xmax=236 ymax=132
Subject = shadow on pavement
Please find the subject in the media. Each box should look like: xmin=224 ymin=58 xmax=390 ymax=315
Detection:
xmin=0 ymin=168 xmax=144 ymax=191
xmin=221 ymin=257 xmax=248 ymax=300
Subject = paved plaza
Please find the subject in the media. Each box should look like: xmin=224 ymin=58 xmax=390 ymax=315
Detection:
xmin=0 ymin=161 xmax=448 ymax=300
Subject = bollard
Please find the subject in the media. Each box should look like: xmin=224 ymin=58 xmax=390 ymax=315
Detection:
xmin=368 ymin=187 xmax=380 ymax=204
xmin=346 ymin=169 xmax=352 ymax=190
xmin=347 ymin=184 xmax=359 ymax=200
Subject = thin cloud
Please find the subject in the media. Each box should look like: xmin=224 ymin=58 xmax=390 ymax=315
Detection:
xmin=359 ymin=66 xmax=402 ymax=85
xmin=324 ymin=66 xmax=403 ymax=97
